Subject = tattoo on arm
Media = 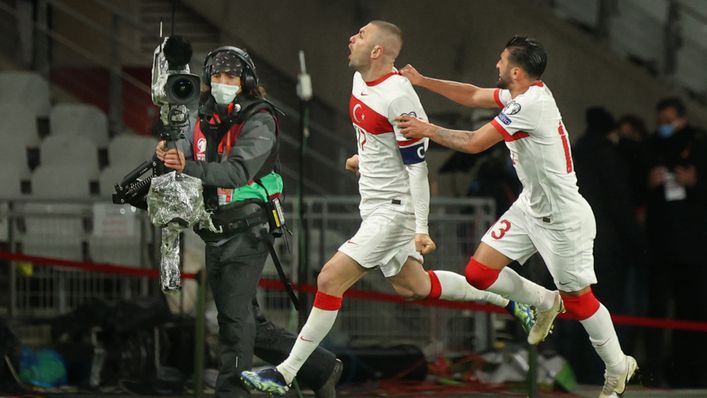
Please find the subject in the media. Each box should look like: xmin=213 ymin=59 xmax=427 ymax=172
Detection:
xmin=433 ymin=128 xmax=475 ymax=153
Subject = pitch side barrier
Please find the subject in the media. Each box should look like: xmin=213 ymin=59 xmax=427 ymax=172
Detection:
xmin=3 ymin=251 xmax=706 ymax=333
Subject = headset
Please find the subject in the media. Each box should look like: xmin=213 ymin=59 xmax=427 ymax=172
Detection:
xmin=202 ymin=46 xmax=259 ymax=93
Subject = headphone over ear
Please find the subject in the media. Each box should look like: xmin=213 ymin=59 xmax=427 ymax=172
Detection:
xmin=202 ymin=46 xmax=258 ymax=93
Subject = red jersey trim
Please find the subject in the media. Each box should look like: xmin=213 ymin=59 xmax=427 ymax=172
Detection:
xmin=491 ymin=119 xmax=529 ymax=142
xmin=557 ymin=122 xmax=573 ymax=173
xmin=397 ymin=137 xmax=424 ymax=147
xmin=531 ymin=81 xmax=544 ymax=87
xmin=493 ymin=88 xmax=504 ymax=108
xmin=365 ymin=71 xmax=398 ymax=86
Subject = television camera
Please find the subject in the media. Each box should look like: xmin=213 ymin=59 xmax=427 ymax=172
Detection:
xmin=112 ymin=35 xmax=200 ymax=208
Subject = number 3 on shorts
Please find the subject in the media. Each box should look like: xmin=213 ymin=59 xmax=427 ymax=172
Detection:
xmin=491 ymin=219 xmax=511 ymax=240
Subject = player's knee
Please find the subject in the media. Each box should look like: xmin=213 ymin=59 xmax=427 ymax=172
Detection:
xmin=316 ymin=266 xmax=336 ymax=293
xmin=464 ymin=257 xmax=500 ymax=290
xmin=561 ymin=289 xmax=601 ymax=320
xmin=391 ymin=284 xmax=418 ymax=300
xmin=390 ymin=277 xmax=427 ymax=300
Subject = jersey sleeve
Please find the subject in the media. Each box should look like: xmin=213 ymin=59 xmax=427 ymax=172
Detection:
xmin=389 ymin=94 xmax=429 ymax=165
xmin=493 ymin=88 xmax=512 ymax=108
xmin=490 ymin=96 xmax=538 ymax=140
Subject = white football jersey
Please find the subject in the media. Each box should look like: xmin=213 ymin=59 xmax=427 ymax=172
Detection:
xmin=349 ymin=71 xmax=429 ymax=217
xmin=491 ymin=82 xmax=589 ymax=225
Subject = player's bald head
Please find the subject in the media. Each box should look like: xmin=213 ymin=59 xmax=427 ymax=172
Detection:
xmin=369 ymin=20 xmax=402 ymax=61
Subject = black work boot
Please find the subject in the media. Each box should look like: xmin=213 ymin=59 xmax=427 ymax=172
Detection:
xmin=313 ymin=359 xmax=343 ymax=398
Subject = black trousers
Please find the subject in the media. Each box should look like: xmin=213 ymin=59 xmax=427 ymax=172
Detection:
xmin=206 ymin=228 xmax=337 ymax=398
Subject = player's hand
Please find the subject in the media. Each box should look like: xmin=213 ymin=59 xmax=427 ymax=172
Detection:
xmin=155 ymin=140 xmax=167 ymax=162
xmin=400 ymin=64 xmax=424 ymax=86
xmin=345 ymin=154 xmax=360 ymax=176
xmin=415 ymin=233 xmax=436 ymax=255
xmin=395 ymin=115 xmax=437 ymax=139
xmin=163 ymin=148 xmax=186 ymax=173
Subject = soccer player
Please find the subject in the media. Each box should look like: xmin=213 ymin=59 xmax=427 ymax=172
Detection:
xmin=240 ymin=21 xmax=534 ymax=396
xmin=395 ymin=36 xmax=638 ymax=397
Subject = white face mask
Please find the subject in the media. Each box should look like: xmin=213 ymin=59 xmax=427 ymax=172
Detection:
xmin=211 ymin=83 xmax=240 ymax=105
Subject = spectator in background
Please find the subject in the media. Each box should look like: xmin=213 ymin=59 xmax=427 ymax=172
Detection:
xmin=644 ymin=97 xmax=707 ymax=387
xmin=616 ymin=114 xmax=650 ymax=217
xmin=571 ymin=107 xmax=644 ymax=383
xmin=574 ymin=107 xmax=643 ymax=314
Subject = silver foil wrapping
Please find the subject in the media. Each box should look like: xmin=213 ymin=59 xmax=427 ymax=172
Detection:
xmin=147 ymin=171 xmax=219 ymax=292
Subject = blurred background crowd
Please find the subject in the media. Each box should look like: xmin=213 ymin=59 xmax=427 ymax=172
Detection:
xmin=1 ymin=0 xmax=707 ymax=393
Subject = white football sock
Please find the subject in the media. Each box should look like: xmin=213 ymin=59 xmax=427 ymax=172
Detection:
xmin=579 ymin=304 xmax=625 ymax=368
xmin=277 ymin=306 xmax=339 ymax=384
xmin=487 ymin=267 xmax=555 ymax=311
xmin=433 ymin=270 xmax=509 ymax=307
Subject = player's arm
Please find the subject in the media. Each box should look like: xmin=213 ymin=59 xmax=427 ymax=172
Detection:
xmin=400 ymin=64 xmax=499 ymax=109
xmin=389 ymin=95 xmax=436 ymax=254
xmin=402 ymin=148 xmax=436 ymax=255
xmin=396 ymin=116 xmax=504 ymax=154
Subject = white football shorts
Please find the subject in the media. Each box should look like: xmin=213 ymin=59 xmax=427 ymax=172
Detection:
xmin=339 ymin=205 xmax=423 ymax=277
xmin=480 ymin=201 xmax=597 ymax=292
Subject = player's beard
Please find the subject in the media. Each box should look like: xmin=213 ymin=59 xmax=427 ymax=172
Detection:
xmin=496 ymin=68 xmax=511 ymax=89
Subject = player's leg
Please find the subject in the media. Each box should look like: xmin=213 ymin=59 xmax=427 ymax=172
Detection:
xmin=389 ymin=256 xmax=536 ymax=332
xmin=560 ymin=286 xmax=637 ymax=397
xmin=390 ymin=255 xmax=508 ymax=306
xmin=252 ymin=297 xmax=341 ymax=397
xmin=242 ymin=210 xmax=397 ymax=395
xmin=465 ymin=205 xmax=558 ymax=318
xmin=468 ymin=243 xmax=561 ymax=341
xmin=241 ymin=251 xmax=365 ymax=395
xmin=535 ymin=211 xmax=636 ymax=397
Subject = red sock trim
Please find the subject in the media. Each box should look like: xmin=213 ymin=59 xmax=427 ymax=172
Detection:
xmin=427 ymin=271 xmax=442 ymax=300
xmin=465 ymin=257 xmax=501 ymax=290
xmin=313 ymin=291 xmax=343 ymax=311
xmin=561 ymin=289 xmax=601 ymax=320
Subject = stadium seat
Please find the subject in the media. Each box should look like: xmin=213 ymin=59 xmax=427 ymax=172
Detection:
xmin=0 ymin=103 xmax=42 ymax=147
xmin=30 ymin=164 xmax=97 ymax=199
xmin=39 ymin=134 xmax=99 ymax=169
xmin=14 ymin=200 xmax=89 ymax=263
xmin=0 ymin=165 xmax=30 ymax=199
xmin=0 ymin=71 xmax=51 ymax=117
xmin=108 ymin=133 xmax=158 ymax=168
xmin=50 ymin=103 xmax=109 ymax=147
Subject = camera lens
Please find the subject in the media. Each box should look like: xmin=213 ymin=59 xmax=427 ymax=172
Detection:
xmin=171 ymin=78 xmax=194 ymax=99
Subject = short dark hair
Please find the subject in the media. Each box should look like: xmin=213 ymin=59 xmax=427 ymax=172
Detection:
xmin=656 ymin=97 xmax=686 ymax=117
xmin=369 ymin=20 xmax=403 ymax=58
xmin=617 ymin=114 xmax=648 ymax=138
xmin=585 ymin=106 xmax=615 ymax=136
xmin=370 ymin=20 xmax=402 ymax=40
xmin=505 ymin=35 xmax=547 ymax=79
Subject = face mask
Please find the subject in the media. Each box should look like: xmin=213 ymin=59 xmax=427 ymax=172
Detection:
xmin=211 ymin=83 xmax=240 ymax=105
xmin=656 ymin=123 xmax=675 ymax=138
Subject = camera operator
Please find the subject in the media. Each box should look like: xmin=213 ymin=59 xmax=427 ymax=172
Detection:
xmin=156 ymin=46 xmax=341 ymax=398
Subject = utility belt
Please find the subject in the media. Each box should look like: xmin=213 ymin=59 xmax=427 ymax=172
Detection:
xmin=196 ymin=202 xmax=268 ymax=242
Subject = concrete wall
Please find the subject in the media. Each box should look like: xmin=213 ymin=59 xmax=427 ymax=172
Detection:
xmin=182 ymin=0 xmax=707 ymax=138
xmin=51 ymin=0 xmax=143 ymax=66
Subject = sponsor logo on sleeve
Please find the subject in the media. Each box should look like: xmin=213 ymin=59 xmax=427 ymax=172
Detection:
xmin=400 ymin=111 xmax=417 ymax=118
xmin=498 ymin=113 xmax=512 ymax=125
